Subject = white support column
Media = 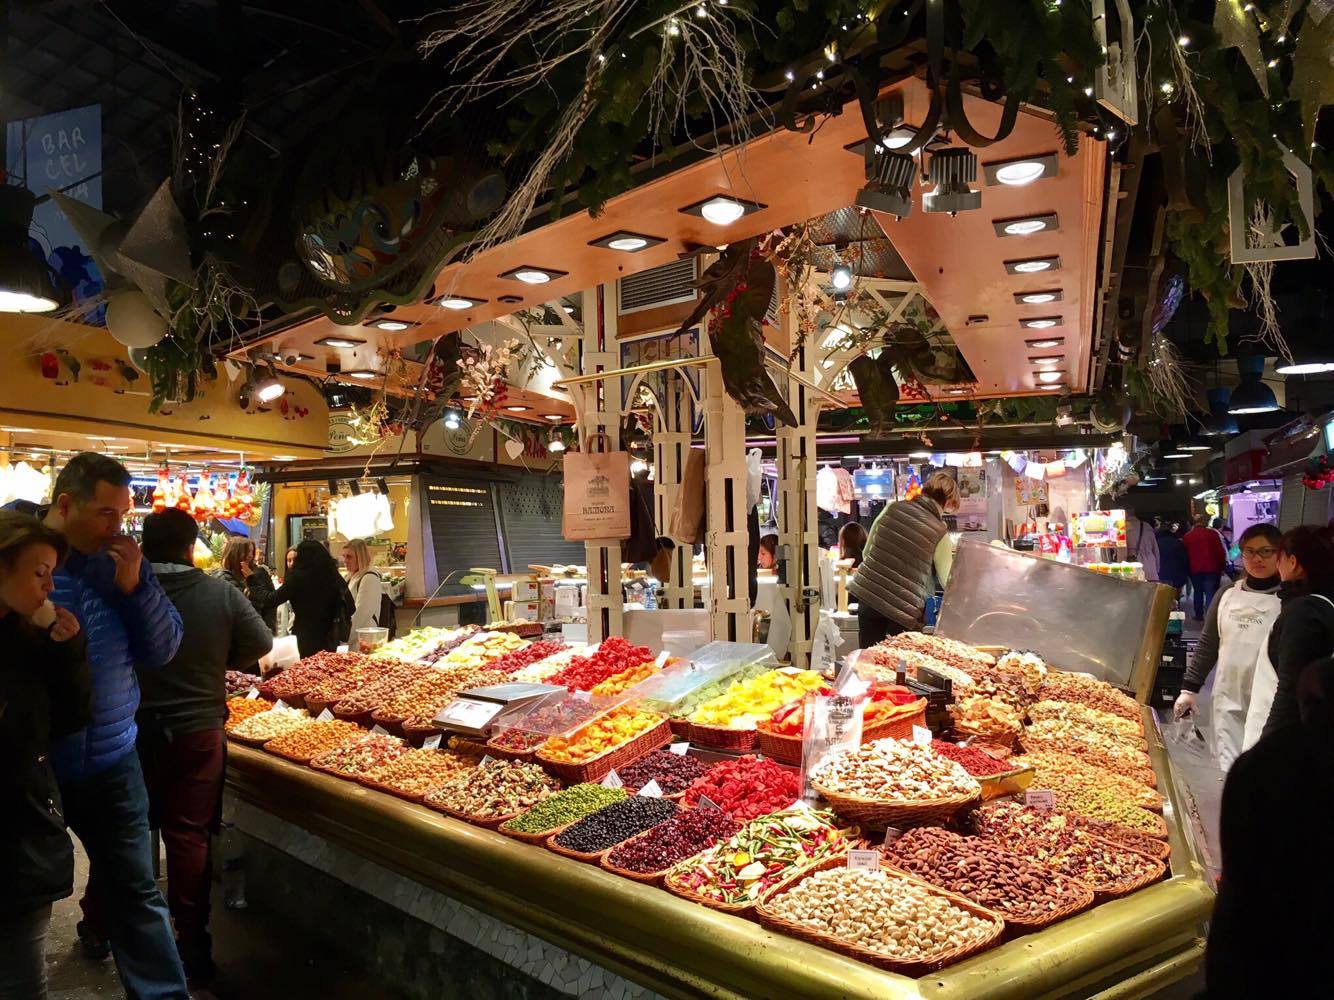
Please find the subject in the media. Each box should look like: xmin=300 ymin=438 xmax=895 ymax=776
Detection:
xmin=653 ymin=371 xmax=692 ymax=609
xmin=700 ymin=318 xmax=752 ymax=645
xmin=576 ymin=285 xmax=623 ymax=643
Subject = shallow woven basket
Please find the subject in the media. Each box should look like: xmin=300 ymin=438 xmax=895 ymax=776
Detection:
xmin=308 ymin=759 xmax=373 ymax=783
xmin=754 ymin=857 xmax=1005 ymax=974
xmin=497 ymin=817 xmax=578 ymax=845
xmin=809 ymin=781 xmax=980 ymax=831
xmin=301 ymin=695 xmax=336 ymax=718
xmin=545 ymin=831 xmax=620 ymax=864
xmin=263 ymin=732 xmax=364 ymax=766
xmin=758 ymin=701 xmax=928 ymax=766
xmin=601 ymin=833 xmax=716 ymax=886
xmin=227 ymin=722 xmax=314 ymax=748
xmin=367 ymin=711 xmax=408 ymax=737
xmin=1067 ymin=816 xmax=1171 ymax=860
xmin=535 ymin=719 xmax=671 ymax=784
xmin=662 ymin=865 xmax=766 ymax=917
xmin=952 ymin=724 xmax=1021 ymax=755
xmin=1078 ymin=836 xmax=1168 ymax=900
xmin=686 ymin=721 xmax=758 ymax=752
xmin=331 ymin=705 xmax=376 ymax=726
xmin=668 ymin=718 xmax=692 ymax=739
xmin=357 ymin=775 xmax=434 ymax=805
xmin=423 ymin=798 xmax=524 ymax=830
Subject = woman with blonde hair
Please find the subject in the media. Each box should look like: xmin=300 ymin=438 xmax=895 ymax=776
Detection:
xmin=342 ymin=539 xmax=384 ymax=638
xmin=849 ymin=471 xmax=960 ymax=647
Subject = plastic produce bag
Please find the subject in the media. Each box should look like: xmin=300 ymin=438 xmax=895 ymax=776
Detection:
xmin=258 ymin=634 xmax=298 ymax=676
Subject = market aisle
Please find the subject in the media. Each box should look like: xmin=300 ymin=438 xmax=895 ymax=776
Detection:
xmin=45 ymin=841 xmax=408 ymax=1000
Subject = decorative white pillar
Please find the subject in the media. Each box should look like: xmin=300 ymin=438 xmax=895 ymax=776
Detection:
xmin=653 ymin=371 xmax=692 ymax=609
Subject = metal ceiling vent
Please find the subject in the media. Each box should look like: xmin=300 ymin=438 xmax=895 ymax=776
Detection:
xmin=618 ymin=258 xmax=698 ymax=314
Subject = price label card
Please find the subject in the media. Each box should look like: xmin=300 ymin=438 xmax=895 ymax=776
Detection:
xmin=317 ymin=708 xmax=334 ymax=722
xmin=912 ymin=725 xmax=933 ymax=745
xmin=637 ymin=779 xmax=663 ymax=798
xmin=572 ymin=690 xmax=592 ymax=702
xmin=883 ymin=826 xmax=906 ymax=848
xmin=698 ymin=794 xmax=723 ymax=812
xmin=847 ymin=849 xmax=883 ymax=871
xmin=778 ymin=666 xmax=804 ymax=675
xmin=1025 ymin=789 xmax=1057 ymax=810
xmin=245 ymin=687 xmax=260 ymax=700
xmin=274 ymin=699 xmax=289 ymax=711
xmin=480 ymin=755 xmax=496 ymax=767
xmin=654 ymin=650 xmax=671 ymax=668
xmin=423 ymin=734 xmax=443 ymax=750
xmin=336 ymin=644 xmax=349 ymax=654
xmin=370 ymin=724 xmax=390 ymax=737
xmin=669 ymin=742 xmax=690 ymax=756
xmin=601 ymin=769 xmax=623 ymax=790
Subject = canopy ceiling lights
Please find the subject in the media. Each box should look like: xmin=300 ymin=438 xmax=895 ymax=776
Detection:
xmin=993 ymin=214 xmax=1058 ymax=237
xmin=1029 ymin=355 xmax=1063 ymax=366
xmin=1005 ymin=256 xmax=1061 ymax=275
xmin=1014 ymin=290 xmax=1063 ymax=305
xmin=1025 ymin=337 xmax=1065 ymax=349
xmin=922 ymin=148 xmax=981 ymax=215
xmin=854 ymin=147 xmax=917 ymax=219
xmin=316 ymin=335 xmax=367 ymax=348
xmin=368 ymin=318 xmax=417 ymax=331
xmin=1035 ymin=370 xmax=1066 ymax=383
xmin=437 ymin=295 xmax=487 ymax=310
xmin=342 ymin=370 xmax=380 ymax=381
xmin=982 ymin=153 xmax=1059 ymax=187
xmin=501 ymin=266 xmax=567 ymax=285
xmin=1021 ymin=317 xmax=1062 ymax=329
xmin=679 ymin=195 xmax=765 ymax=226
xmin=589 ymin=231 xmax=666 ymax=253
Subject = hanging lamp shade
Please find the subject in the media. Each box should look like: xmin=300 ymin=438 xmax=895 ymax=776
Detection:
xmin=0 ymin=186 xmax=60 ymax=313
xmin=1203 ymin=387 xmax=1239 ymax=435
xmin=1228 ymin=357 xmax=1279 ymax=415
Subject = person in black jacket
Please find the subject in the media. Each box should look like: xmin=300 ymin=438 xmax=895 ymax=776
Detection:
xmin=266 ymin=539 xmax=355 ymax=658
xmin=1259 ymin=525 xmax=1334 ymax=740
xmin=215 ymin=535 xmax=277 ymax=634
xmin=0 ymin=511 xmax=88 ymax=1000
xmin=137 ymin=510 xmax=273 ymax=982
xmin=1206 ymin=655 xmax=1334 ymax=998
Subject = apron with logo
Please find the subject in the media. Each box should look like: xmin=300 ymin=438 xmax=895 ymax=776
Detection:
xmin=1210 ymin=584 xmax=1281 ymax=771
xmin=1241 ymin=593 xmax=1334 ymax=754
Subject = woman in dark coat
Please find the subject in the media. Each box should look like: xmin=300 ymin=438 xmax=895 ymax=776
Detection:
xmin=0 ymin=511 xmax=89 ymax=1000
xmin=266 ymin=540 xmax=355 ymax=658
xmin=215 ymin=536 xmax=277 ymax=632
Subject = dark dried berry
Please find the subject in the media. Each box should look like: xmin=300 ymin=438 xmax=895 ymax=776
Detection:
xmin=607 ymin=807 xmax=738 ymax=874
xmin=553 ymin=796 xmax=678 ymax=853
xmin=617 ymin=750 xmax=712 ymax=795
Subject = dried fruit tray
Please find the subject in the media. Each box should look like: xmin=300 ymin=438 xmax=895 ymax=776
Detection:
xmin=535 ymin=719 xmax=671 ymax=785
xmin=756 ymin=701 xmax=927 ymax=766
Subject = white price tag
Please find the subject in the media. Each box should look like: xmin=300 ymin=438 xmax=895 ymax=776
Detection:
xmin=698 ymin=794 xmax=723 ymax=812
xmin=637 ymin=779 xmax=663 ymax=798
xmin=245 ymin=687 xmax=260 ymax=700
xmin=912 ymin=725 xmax=933 ymax=745
xmin=669 ymin=742 xmax=690 ymax=756
xmin=274 ymin=699 xmax=289 ymax=711
xmin=573 ymin=690 xmax=592 ymax=702
xmin=778 ymin=666 xmax=804 ymax=675
xmin=1025 ymin=789 xmax=1057 ymax=810
xmin=883 ymin=826 xmax=905 ymax=848
xmin=317 ymin=708 xmax=334 ymax=722
xmin=654 ymin=650 xmax=671 ymax=668
xmin=601 ymin=769 xmax=623 ymax=789
xmin=370 ymin=724 xmax=390 ymax=737
xmin=336 ymin=644 xmax=349 ymax=654
xmin=480 ymin=755 xmax=496 ymax=767
xmin=847 ymin=849 xmax=882 ymax=871
xmin=423 ymin=734 xmax=442 ymax=750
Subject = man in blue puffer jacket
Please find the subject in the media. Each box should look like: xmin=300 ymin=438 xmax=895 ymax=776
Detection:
xmin=41 ymin=453 xmax=189 ymax=999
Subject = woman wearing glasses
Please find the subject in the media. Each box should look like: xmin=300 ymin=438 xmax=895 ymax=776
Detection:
xmin=1175 ymin=524 xmax=1283 ymax=771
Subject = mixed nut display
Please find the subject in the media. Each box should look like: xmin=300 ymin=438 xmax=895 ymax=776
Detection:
xmin=226 ymin=624 xmax=1175 ymax=973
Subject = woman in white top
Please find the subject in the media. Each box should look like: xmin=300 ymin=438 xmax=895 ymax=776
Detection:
xmin=342 ymin=539 xmax=383 ymax=636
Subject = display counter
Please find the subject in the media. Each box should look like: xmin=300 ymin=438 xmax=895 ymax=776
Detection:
xmin=225 ymin=707 xmax=1213 ymax=1000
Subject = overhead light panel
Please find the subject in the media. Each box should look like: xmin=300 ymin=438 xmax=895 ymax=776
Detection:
xmin=1275 ymin=347 xmax=1334 ymax=375
xmin=1035 ymin=370 xmax=1066 ymax=383
xmin=369 ymin=318 xmax=416 ymax=332
xmin=1029 ymin=355 xmax=1063 ymax=366
xmin=993 ymin=214 xmax=1058 ymax=237
xmin=501 ymin=266 xmax=567 ymax=285
xmin=437 ymin=295 xmax=487 ymax=310
xmin=542 ymin=414 xmax=565 ymax=422
xmin=908 ymin=450 xmax=933 ymax=459
xmin=316 ymin=335 xmax=368 ymax=349
xmin=1037 ymin=382 xmax=1068 ymax=391
xmin=590 ymin=231 xmax=665 ymax=252
xmin=1014 ymin=290 xmax=1063 ymax=305
xmin=1163 ymin=452 xmax=1192 ymax=459
xmin=1021 ymin=317 xmax=1062 ymax=329
xmin=1005 ymin=256 xmax=1061 ymax=275
xmin=982 ymin=153 xmax=1059 ymax=187
xmin=343 ymin=370 xmax=380 ymax=381
xmin=503 ymin=404 xmax=532 ymax=413
xmin=679 ymin=195 xmax=765 ymax=226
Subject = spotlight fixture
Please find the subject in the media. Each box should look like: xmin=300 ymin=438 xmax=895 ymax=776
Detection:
xmin=1029 ymin=355 xmax=1063 ymax=366
xmin=498 ymin=294 xmax=523 ymax=304
xmin=679 ymin=194 xmax=765 ymax=226
xmin=1021 ymin=317 xmax=1062 ymax=329
xmin=368 ymin=318 xmax=417 ymax=332
xmin=500 ymin=266 xmax=567 ymax=285
xmin=830 ymin=264 xmax=853 ymax=290
xmin=1035 ymin=370 xmax=1065 ymax=384
xmin=443 ymin=408 xmax=462 ymax=431
xmin=1055 ymin=403 xmax=1074 ymax=426
xmin=1005 ymin=256 xmax=1061 ymax=275
xmin=437 ymin=295 xmax=487 ymax=310
xmin=922 ymin=148 xmax=981 ymax=214
xmin=1026 ymin=337 xmax=1065 ymax=349
xmin=908 ymin=450 xmax=933 ymax=459
xmin=993 ymin=214 xmax=1058 ymax=237
xmin=1228 ymin=356 xmax=1280 ymax=414
xmin=257 ymin=350 xmax=314 ymax=364
xmin=316 ymin=335 xmax=368 ymax=349
xmin=1014 ymin=290 xmax=1063 ymax=305
xmin=855 ymin=148 xmax=916 ymax=218
xmin=503 ymin=405 xmax=532 ymax=413
xmin=1202 ymin=386 xmax=1240 ymax=435
xmin=1162 ymin=452 xmax=1192 ymax=459
xmin=1274 ymin=347 xmax=1334 ymax=375
xmin=982 ymin=153 xmax=1059 ymax=187
xmin=1037 ymin=382 xmax=1068 ymax=391
xmin=547 ymin=429 xmax=566 ymax=453
xmin=254 ymin=371 xmax=285 ymax=403
xmin=590 ymin=231 xmax=665 ymax=252
xmin=0 ymin=186 xmax=60 ymax=313
xmin=343 ymin=370 xmax=380 ymax=381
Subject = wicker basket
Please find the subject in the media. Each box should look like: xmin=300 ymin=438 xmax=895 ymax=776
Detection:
xmin=403 ymin=721 xmax=445 ymax=746
xmin=227 ymin=723 xmax=313 ymax=748
xmin=668 ymin=718 xmax=692 ymax=739
xmin=497 ymin=817 xmax=577 ymax=845
xmin=423 ymin=798 xmax=523 ymax=830
xmin=357 ymin=775 xmax=433 ymax=805
xmin=535 ymin=719 xmax=671 ymax=785
xmin=367 ymin=711 xmax=408 ymax=737
xmin=952 ymin=724 xmax=1020 ymax=755
xmin=308 ymin=760 xmax=371 ymax=783
xmin=545 ymin=831 xmax=617 ymax=864
xmin=758 ymin=701 xmax=929 ymax=766
xmin=662 ymin=865 xmax=766 ymax=918
xmin=331 ymin=705 xmax=376 ymax=726
xmin=301 ymin=695 xmax=336 ymax=718
xmin=809 ymin=781 xmax=979 ymax=831
xmin=686 ymin=721 xmax=758 ymax=752
xmin=600 ymin=833 xmax=714 ymax=886
xmin=754 ymin=857 xmax=1005 ymax=974
xmin=1080 ymin=836 xmax=1168 ymax=900
xmin=1066 ymin=816 xmax=1171 ymax=860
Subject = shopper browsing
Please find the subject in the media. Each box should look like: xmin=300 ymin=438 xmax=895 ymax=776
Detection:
xmin=0 ymin=512 xmax=88 ymax=1000
xmin=39 ymin=453 xmax=188 ymax=998
xmin=216 ymin=535 xmax=277 ymax=633
xmin=267 ymin=540 xmax=355 ymax=658
xmin=1182 ymin=514 xmax=1229 ymax=621
xmin=838 ymin=521 xmax=867 ymax=567
xmin=851 ymin=472 xmax=959 ymax=647
xmin=137 ymin=509 xmax=273 ymax=982
xmin=1173 ymin=524 xmax=1282 ymax=771
xmin=342 ymin=539 xmax=384 ymax=637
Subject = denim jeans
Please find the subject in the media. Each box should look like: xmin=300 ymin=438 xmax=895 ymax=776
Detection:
xmin=0 ymin=904 xmax=51 ymax=1000
xmin=60 ymin=750 xmax=189 ymax=1000
xmin=1191 ymin=571 xmax=1222 ymax=620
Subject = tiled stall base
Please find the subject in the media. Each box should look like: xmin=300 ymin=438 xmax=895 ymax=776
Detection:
xmin=226 ymin=795 xmax=668 ymax=1000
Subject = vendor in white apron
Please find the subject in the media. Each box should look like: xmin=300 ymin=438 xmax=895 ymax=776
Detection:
xmin=1174 ymin=524 xmax=1282 ymax=771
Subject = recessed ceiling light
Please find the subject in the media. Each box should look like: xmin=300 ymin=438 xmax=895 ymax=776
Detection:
xmin=503 ymin=405 xmax=532 ymax=413
xmin=272 ymin=455 xmax=297 ymax=461
xmin=994 ymin=214 xmax=1058 ymax=237
xmin=590 ymin=231 xmax=665 ymax=252
xmin=1036 ymin=370 xmax=1066 ymax=383
xmin=438 ymin=295 xmax=487 ymax=310
xmin=87 ymin=435 xmax=115 ymax=440
xmin=1037 ymin=382 xmax=1067 ymax=391
xmin=316 ymin=336 xmax=368 ymax=348
xmin=983 ymin=153 xmax=1059 ymax=187
xmin=1163 ymin=452 xmax=1192 ymax=459
xmin=1178 ymin=443 xmax=1213 ymax=452
xmin=679 ymin=194 xmax=765 ymax=226
xmin=501 ymin=266 xmax=567 ymax=285
xmin=498 ymin=294 xmax=523 ymax=304
xmin=1021 ymin=317 xmax=1062 ymax=329
xmin=1029 ymin=356 xmax=1063 ymax=366
xmin=343 ymin=370 xmax=379 ymax=380
xmin=946 ymin=388 xmax=969 ymax=395
xmin=1005 ymin=256 xmax=1061 ymax=275
xmin=908 ymin=450 xmax=933 ymax=459
xmin=1015 ymin=290 xmax=1063 ymax=305
xmin=542 ymin=414 xmax=565 ymax=422
xmin=369 ymin=318 xmax=416 ymax=332
xmin=1274 ymin=359 xmax=1334 ymax=375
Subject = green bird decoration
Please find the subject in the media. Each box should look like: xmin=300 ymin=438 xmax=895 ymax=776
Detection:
xmin=671 ymin=239 xmax=797 ymax=426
